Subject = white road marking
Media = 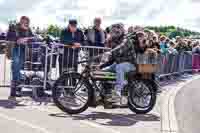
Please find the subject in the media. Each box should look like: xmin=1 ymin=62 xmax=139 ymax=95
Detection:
xmin=0 ymin=113 xmax=53 ymax=133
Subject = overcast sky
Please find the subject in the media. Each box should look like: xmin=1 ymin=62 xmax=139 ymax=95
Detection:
xmin=0 ymin=0 xmax=200 ymax=31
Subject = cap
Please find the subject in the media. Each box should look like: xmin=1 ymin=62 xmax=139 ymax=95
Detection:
xmin=69 ymin=19 xmax=77 ymax=26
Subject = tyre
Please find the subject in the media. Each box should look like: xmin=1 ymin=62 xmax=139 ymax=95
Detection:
xmin=52 ymin=72 xmax=92 ymax=114
xmin=128 ymin=80 xmax=157 ymax=114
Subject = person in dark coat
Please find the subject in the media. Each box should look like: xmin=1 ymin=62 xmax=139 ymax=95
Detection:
xmin=6 ymin=16 xmax=34 ymax=101
xmin=59 ymin=19 xmax=84 ymax=74
xmin=85 ymin=18 xmax=106 ymax=62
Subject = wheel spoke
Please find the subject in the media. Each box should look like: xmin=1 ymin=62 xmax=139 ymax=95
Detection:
xmin=132 ymin=82 xmax=153 ymax=108
xmin=73 ymin=80 xmax=84 ymax=93
xmin=75 ymin=93 xmax=88 ymax=102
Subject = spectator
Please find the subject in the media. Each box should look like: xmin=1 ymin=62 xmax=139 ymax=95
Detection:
xmin=148 ymin=36 xmax=160 ymax=53
xmin=159 ymin=35 xmax=168 ymax=54
xmin=105 ymin=27 xmax=110 ymax=35
xmin=0 ymin=33 xmax=6 ymax=40
xmin=175 ymin=36 xmax=181 ymax=43
xmin=165 ymin=38 xmax=170 ymax=47
xmin=176 ymin=40 xmax=187 ymax=53
xmin=168 ymin=41 xmax=178 ymax=54
xmin=6 ymin=16 xmax=34 ymax=101
xmin=135 ymin=31 xmax=148 ymax=54
xmin=85 ymin=17 xmax=106 ymax=47
xmin=59 ymin=19 xmax=84 ymax=74
xmin=0 ymin=33 xmax=6 ymax=54
xmin=192 ymin=41 xmax=200 ymax=54
xmin=135 ymin=31 xmax=157 ymax=55
xmin=152 ymin=36 xmax=160 ymax=49
xmin=186 ymin=40 xmax=193 ymax=51
xmin=128 ymin=26 xmax=134 ymax=33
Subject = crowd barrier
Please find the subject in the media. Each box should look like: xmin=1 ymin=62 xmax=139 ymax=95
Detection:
xmin=192 ymin=53 xmax=200 ymax=72
xmin=0 ymin=42 xmax=200 ymax=90
xmin=49 ymin=43 xmax=111 ymax=76
xmin=0 ymin=41 xmax=51 ymax=98
xmin=158 ymin=51 xmax=194 ymax=78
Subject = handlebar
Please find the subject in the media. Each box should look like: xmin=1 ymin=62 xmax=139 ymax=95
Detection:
xmin=52 ymin=42 xmax=111 ymax=50
xmin=77 ymin=54 xmax=103 ymax=64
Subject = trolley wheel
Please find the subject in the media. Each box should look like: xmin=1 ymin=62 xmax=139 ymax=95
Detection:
xmin=31 ymin=78 xmax=45 ymax=99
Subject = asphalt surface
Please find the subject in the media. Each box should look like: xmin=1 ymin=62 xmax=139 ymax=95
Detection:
xmin=175 ymin=78 xmax=200 ymax=133
xmin=0 ymin=75 xmax=196 ymax=133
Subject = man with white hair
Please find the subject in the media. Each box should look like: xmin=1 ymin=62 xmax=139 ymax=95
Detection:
xmin=85 ymin=17 xmax=106 ymax=47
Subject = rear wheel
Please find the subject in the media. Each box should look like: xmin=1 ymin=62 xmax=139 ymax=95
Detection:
xmin=128 ymin=80 xmax=157 ymax=114
xmin=52 ymin=72 xmax=92 ymax=114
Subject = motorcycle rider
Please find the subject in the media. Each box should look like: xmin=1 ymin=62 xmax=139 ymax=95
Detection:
xmin=100 ymin=24 xmax=148 ymax=103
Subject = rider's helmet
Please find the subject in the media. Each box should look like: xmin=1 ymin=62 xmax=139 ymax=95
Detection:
xmin=109 ymin=23 xmax=125 ymax=40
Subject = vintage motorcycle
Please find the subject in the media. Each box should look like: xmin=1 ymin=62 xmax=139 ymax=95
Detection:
xmin=52 ymin=54 xmax=159 ymax=114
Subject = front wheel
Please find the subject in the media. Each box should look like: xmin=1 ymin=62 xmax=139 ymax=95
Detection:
xmin=128 ymin=80 xmax=157 ymax=114
xmin=52 ymin=72 xmax=92 ymax=114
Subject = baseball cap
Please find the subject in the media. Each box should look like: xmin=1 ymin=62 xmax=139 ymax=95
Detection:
xmin=69 ymin=19 xmax=77 ymax=26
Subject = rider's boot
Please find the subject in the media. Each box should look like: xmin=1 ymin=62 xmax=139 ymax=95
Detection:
xmin=108 ymin=89 xmax=121 ymax=102
xmin=104 ymin=94 xmax=113 ymax=109
xmin=104 ymin=90 xmax=121 ymax=109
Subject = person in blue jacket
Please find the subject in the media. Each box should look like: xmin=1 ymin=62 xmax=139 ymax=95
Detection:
xmin=59 ymin=19 xmax=84 ymax=74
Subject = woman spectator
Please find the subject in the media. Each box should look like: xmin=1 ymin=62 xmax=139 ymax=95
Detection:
xmin=159 ymin=35 xmax=168 ymax=54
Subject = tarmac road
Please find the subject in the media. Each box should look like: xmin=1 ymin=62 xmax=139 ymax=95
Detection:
xmin=175 ymin=78 xmax=200 ymax=133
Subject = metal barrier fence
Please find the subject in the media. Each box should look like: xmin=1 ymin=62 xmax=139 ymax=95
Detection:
xmin=47 ymin=43 xmax=111 ymax=81
xmin=0 ymin=41 xmax=50 ymax=98
xmin=0 ymin=42 xmax=200 ymax=89
xmin=158 ymin=52 xmax=194 ymax=78
xmin=192 ymin=53 xmax=200 ymax=72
